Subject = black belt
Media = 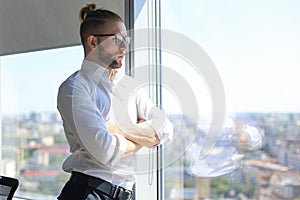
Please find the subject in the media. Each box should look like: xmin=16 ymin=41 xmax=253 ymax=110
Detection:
xmin=69 ymin=171 xmax=132 ymax=200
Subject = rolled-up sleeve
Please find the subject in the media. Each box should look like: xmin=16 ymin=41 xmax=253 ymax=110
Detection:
xmin=110 ymin=75 xmax=173 ymax=146
xmin=134 ymin=88 xmax=174 ymax=145
xmin=57 ymin=79 xmax=127 ymax=166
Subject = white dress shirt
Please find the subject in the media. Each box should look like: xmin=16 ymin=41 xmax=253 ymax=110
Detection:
xmin=57 ymin=60 xmax=173 ymax=190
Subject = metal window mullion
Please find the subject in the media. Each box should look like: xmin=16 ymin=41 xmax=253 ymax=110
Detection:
xmin=147 ymin=1 xmax=163 ymax=199
xmin=125 ymin=0 xmax=135 ymax=77
xmin=153 ymin=0 xmax=163 ymax=200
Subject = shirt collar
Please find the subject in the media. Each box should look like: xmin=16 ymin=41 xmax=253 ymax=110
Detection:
xmin=81 ymin=59 xmax=118 ymax=83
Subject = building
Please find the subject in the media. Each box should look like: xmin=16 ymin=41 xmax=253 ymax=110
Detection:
xmin=278 ymin=138 xmax=300 ymax=171
xmin=270 ymin=171 xmax=300 ymax=199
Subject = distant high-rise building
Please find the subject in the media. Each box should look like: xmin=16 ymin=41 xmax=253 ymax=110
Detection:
xmin=270 ymin=171 xmax=300 ymax=199
xmin=278 ymin=139 xmax=300 ymax=171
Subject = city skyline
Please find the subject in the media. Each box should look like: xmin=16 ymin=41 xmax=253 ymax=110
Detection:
xmin=1 ymin=0 xmax=300 ymax=115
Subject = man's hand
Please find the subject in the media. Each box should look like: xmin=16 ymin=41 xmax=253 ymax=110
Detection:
xmin=137 ymin=118 xmax=146 ymax=123
xmin=107 ymin=119 xmax=160 ymax=147
xmin=122 ymin=140 xmax=142 ymax=159
xmin=123 ymin=132 xmax=160 ymax=147
xmin=107 ymin=124 xmax=125 ymax=137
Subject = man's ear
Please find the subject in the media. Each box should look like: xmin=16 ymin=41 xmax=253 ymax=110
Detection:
xmin=86 ymin=35 xmax=98 ymax=49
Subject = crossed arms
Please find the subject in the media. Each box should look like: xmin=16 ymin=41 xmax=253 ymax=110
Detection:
xmin=107 ymin=119 xmax=160 ymax=158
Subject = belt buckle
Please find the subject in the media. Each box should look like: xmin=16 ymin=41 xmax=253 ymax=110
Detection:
xmin=112 ymin=185 xmax=120 ymax=199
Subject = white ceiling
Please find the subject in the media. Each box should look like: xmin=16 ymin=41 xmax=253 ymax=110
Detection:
xmin=0 ymin=0 xmax=124 ymax=56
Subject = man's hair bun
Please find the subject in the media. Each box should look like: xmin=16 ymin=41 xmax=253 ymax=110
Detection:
xmin=80 ymin=3 xmax=96 ymax=22
xmin=78 ymin=3 xmax=123 ymax=46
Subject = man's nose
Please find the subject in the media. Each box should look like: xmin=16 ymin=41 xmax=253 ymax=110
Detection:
xmin=119 ymin=41 xmax=128 ymax=52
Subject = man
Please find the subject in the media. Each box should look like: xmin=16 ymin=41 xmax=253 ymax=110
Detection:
xmin=57 ymin=4 xmax=173 ymax=200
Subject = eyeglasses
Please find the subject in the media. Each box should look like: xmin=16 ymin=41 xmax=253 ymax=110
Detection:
xmin=92 ymin=33 xmax=131 ymax=47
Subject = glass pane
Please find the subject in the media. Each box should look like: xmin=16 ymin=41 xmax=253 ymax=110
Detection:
xmin=1 ymin=46 xmax=83 ymax=199
xmin=133 ymin=0 xmax=159 ymax=199
xmin=161 ymin=0 xmax=300 ymax=200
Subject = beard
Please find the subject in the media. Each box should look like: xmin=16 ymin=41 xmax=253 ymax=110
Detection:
xmin=97 ymin=53 xmax=123 ymax=69
xmin=108 ymin=59 xmax=122 ymax=69
xmin=97 ymin=45 xmax=123 ymax=69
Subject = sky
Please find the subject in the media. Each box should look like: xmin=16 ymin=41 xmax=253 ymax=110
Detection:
xmin=160 ymin=0 xmax=300 ymax=113
xmin=1 ymin=0 xmax=300 ymax=115
xmin=1 ymin=46 xmax=83 ymax=115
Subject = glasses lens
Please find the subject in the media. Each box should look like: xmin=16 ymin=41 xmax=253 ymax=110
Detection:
xmin=115 ymin=34 xmax=123 ymax=46
xmin=124 ymin=36 xmax=130 ymax=46
xmin=115 ymin=34 xmax=130 ymax=46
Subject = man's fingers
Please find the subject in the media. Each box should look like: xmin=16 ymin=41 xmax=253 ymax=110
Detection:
xmin=137 ymin=118 xmax=146 ymax=123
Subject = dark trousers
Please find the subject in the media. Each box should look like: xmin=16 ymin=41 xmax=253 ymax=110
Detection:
xmin=57 ymin=172 xmax=133 ymax=200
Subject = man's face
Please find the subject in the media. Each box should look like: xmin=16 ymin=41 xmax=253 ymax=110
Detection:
xmin=96 ymin=21 xmax=128 ymax=69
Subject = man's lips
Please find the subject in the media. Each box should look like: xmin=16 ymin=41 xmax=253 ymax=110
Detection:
xmin=115 ymin=54 xmax=124 ymax=61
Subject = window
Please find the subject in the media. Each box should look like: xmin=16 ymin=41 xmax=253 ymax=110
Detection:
xmin=159 ymin=0 xmax=300 ymax=199
xmin=1 ymin=46 xmax=83 ymax=198
xmin=134 ymin=0 xmax=300 ymax=199
xmin=1 ymin=1 xmax=300 ymax=199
